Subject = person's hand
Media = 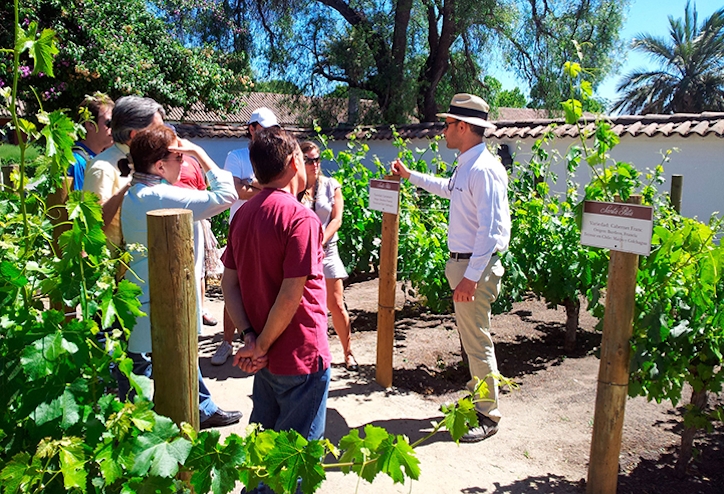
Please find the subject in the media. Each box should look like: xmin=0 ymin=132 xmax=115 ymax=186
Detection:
xmin=390 ymin=159 xmax=411 ymax=180
xmin=232 ymin=336 xmax=268 ymax=373
xmin=453 ymin=277 xmax=477 ymax=303
xmin=168 ymin=138 xmax=202 ymax=158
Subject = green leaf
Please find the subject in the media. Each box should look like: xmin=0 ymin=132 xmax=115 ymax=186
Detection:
xmin=59 ymin=437 xmax=87 ymax=491
xmin=264 ymin=431 xmax=326 ymax=494
xmin=338 ymin=425 xmax=390 ymax=482
xmin=440 ymin=398 xmax=478 ymax=442
xmin=563 ymin=61 xmax=582 ymax=78
xmin=131 ymin=416 xmax=191 ymax=478
xmin=95 ymin=440 xmax=124 ymax=485
xmin=0 ymin=260 xmax=28 ymax=287
xmin=188 ymin=431 xmax=246 ymax=494
xmin=0 ymin=452 xmax=31 ymax=494
xmin=561 ymin=99 xmax=582 ymax=125
xmin=376 ymin=435 xmax=420 ymax=483
xmin=29 ymin=27 xmax=59 ymax=77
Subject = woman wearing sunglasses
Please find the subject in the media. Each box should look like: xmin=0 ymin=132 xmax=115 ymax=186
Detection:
xmin=119 ymin=124 xmax=243 ymax=429
xmin=299 ymin=141 xmax=358 ymax=371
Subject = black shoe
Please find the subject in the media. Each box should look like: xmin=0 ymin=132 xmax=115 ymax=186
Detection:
xmin=460 ymin=414 xmax=499 ymax=443
xmin=200 ymin=408 xmax=243 ymax=429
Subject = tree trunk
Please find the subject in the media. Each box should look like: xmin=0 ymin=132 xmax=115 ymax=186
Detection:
xmin=675 ymin=386 xmax=708 ymax=477
xmin=418 ymin=0 xmax=456 ymax=121
xmin=563 ymin=297 xmax=580 ymax=353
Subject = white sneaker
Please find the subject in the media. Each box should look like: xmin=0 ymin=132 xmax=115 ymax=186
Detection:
xmin=211 ymin=341 xmax=233 ymax=366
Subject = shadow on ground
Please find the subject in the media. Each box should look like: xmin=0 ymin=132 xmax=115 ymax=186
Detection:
xmin=349 ymin=302 xmax=601 ymax=396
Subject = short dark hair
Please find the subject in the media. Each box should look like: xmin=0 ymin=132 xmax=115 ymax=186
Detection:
xmin=468 ymin=123 xmax=486 ymax=137
xmin=78 ymin=92 xmax=114 ymax=124
xmin=129 ymin=125 xmax=176 ymax=174
xmin=248 ymin=127 xmax=298 ymax=184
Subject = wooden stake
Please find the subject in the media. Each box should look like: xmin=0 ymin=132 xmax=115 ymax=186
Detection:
xmin=47 ymin=177 xmax=74 ymax=258
xmin=587 ymin=195 xmax=642 ymax=494
xmin=47 ymin=177 xmax=75 ymax=318
xmin=1 ymin=164 xmax=18 ymax=192
xmin=670 ymin=175 xmax=683 ymax=213
xmin=147 ymin=208 xmax=200 ymax=430
xmin=375 ymin=176 xmax=400 ymax=388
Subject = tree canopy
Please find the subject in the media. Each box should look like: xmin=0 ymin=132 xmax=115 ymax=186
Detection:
xmin=153 ymin=0 xmax=626 ymax=123
xmin=613 ymin=1 xmax=724 ymax=115
xmin=0 ymin=0 xmax=251 ymax=114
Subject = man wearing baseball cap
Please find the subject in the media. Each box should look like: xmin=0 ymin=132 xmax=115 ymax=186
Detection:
xmin=211 ymin=107 xmax=281 ymax=365
xmin=392 ymin=93 xmax=511 ymax=442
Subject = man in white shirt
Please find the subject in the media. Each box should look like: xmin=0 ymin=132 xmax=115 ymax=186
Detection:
xmin=211 ymin=107 xmax=281 ymax=365
xmin=391 ymin=93 xmax=511 ymax=443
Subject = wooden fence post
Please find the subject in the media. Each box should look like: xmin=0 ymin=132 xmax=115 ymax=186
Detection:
xmin=47 ymin=177 xmax=75 ymax=318
xmin=587 ymin=195 xmax=642 ymax=494
xmin=147 ymin=208 xmax=200 ymax=430
xmin=47 ymin=177 xmax=74 ymax=257
xmin=670 ymin=175 xmax=683 ymax=213
xmin=375 ymin=176 xmax=400 ymax=388
xmin=1 ymin=164 xmax=19 ymax=192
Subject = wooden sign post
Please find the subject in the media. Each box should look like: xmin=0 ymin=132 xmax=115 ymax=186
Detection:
xmin=371 ymin=176 xmax=401 ymax=388
xmin=147 ymin=209 xmax=200 ymax=430
xmin=586 ymin=195 xmax=645 ymax=493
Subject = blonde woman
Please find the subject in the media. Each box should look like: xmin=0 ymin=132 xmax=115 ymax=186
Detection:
xmin=299 ymin=141 xmax=358 ymax=370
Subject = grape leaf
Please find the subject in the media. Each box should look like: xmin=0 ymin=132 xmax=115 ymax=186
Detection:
xmin=131 ymin=416 xmax=191 ymax=478
xmin=376 ymin=435 xmax=420 ymax=484
xmin=59 ymin=437 xmax=87 ymax=491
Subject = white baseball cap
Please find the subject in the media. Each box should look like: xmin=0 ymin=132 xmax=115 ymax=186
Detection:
xmin=248 ymin=107 xmax=279 ymax=128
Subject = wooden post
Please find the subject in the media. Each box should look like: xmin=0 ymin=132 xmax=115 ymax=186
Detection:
xmin=670 ymin=175 xmax=683 ymax=213
xmin=47 ymin=177 xmax=75 ymax=318
xmin=147 ymin=209 xmax=200 ymax=429
xmin=587 ymin=195 xmax=642 ymax=494
xmin=375 ymin=175 xmax=401 ymax=388
xmin=47 ymin=177 xmax=74 ymax=257
xmin=1 ymin=164 xmax=19 ymax=192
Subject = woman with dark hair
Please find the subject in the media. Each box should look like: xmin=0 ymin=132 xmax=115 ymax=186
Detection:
xmin=120 ymin=125 xmax=243 ymax=429
xmin=299 ymin=140 xmax=358 ymax=370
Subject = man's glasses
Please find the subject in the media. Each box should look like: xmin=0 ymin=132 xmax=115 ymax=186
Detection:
xmin=304 ymin=156 xmax=320 ymax=165
xmin=442 ymin=120 xmax=458 ymax=130
xmin=104 ymin=119 xmax=112 ymax=128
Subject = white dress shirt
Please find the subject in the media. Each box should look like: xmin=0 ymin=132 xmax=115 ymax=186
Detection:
xmin=409 ymin=143 xmax=511 ymax=282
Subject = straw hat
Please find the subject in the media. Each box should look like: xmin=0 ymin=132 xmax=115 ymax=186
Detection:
xmin=436 ymin=93 xmax=495 ymax=129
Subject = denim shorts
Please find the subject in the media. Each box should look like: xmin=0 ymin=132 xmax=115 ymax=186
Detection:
xmin=250 ymin=358 xmax=331 ymax=440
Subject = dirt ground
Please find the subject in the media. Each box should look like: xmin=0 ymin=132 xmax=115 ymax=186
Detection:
xmin=199 ymin=278 xmax=723 ymax=494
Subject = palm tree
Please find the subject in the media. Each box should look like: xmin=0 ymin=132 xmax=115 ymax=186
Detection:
xmin=613 ymin=1 xmax=724 ymax=114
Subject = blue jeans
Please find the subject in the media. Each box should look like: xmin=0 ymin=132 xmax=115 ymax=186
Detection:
xmin=250 ymin=359 xmax=330 ymax=440
xmin=116 ymin=351 xmax=218 ymax=422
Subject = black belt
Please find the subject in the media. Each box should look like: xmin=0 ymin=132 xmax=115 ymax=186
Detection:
xmin=449 ymin=252 xmax=472 ymax=260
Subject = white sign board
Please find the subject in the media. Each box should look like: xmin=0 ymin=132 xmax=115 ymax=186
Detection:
xmin=369 ymin=179 xmax=400 ymax=214
xmin=580 ymin=201 xmax=653 ymax=256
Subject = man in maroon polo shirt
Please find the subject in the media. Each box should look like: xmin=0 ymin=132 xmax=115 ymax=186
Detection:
xmin=221 ymin=128 xmax=331 ymax=441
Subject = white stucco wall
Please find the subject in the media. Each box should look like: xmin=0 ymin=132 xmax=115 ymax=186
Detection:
xmin=192 ymin=133 xmax=723 ymax=222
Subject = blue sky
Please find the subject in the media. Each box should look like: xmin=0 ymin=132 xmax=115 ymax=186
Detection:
xmin=492 ymin=0 xmax=722 ymax=107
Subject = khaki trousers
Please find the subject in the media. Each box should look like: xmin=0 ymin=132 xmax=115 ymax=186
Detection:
xmin=445 ymin=256 xmax=504 ymax=422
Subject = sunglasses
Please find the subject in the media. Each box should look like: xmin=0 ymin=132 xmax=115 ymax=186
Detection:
xmin=442 ymin=120 xmax=458 ymax=130
xmin=304 ymin=156 xmax=321 ymax=165
xmin=104 ymin=119 xmax=112 ymax=127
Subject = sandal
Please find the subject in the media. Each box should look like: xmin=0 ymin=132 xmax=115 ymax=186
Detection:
xmin=202 ymin=311 xmax=218 ymax=326
xmin=345 ymin=353 xmax=359 ymax=371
